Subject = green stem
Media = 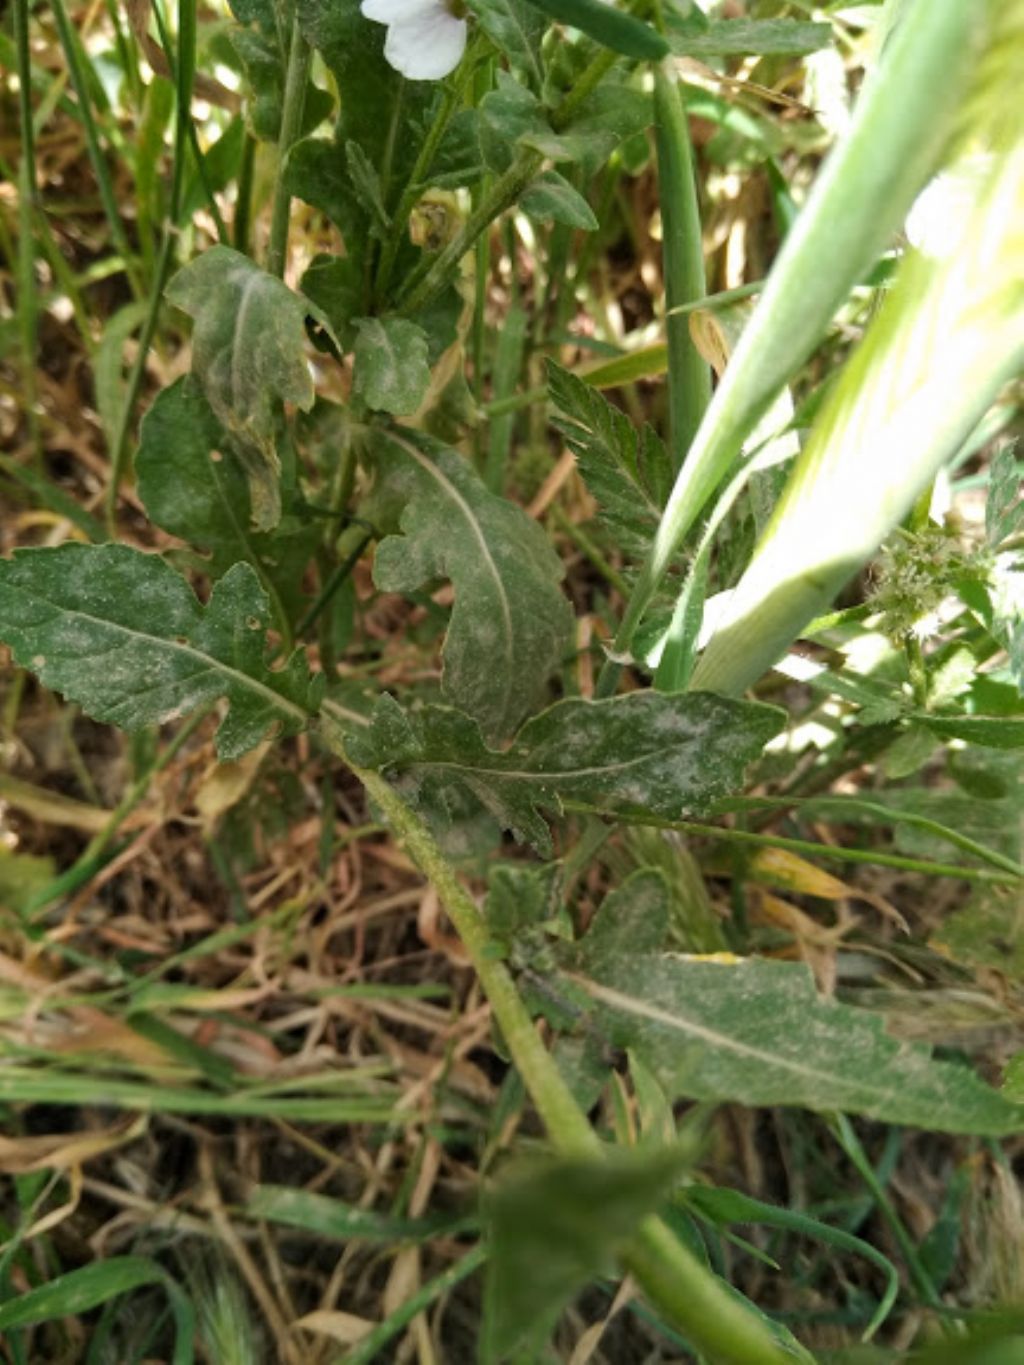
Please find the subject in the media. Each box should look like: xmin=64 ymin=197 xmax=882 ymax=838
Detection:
xmin=622 ymin=1218 xmax=813 ymax=1364
xmin=50 ymin=0 xmax=144 ymax=299
xmin=341 ymin=743 xmax=597 ymax=1155
xmin=297 ymin=525 xmax=373 ymax=638
xmin=653 ymin=67 xmax=711 ymax=474
xmin=397 ymin=150 xmax=544 ymax=316
xmin=234 ymin=131 xmax=257 ymax=253
xmin=552 ymin=49 xmax=617 ymax=130
xmin=14 ymin=0 xmax=40 ymax=456
xmin=375 ymin=61 xmax=476 ymax=305
xmin=560 ymin=802 xmax=1022 ymax=887
xmin=330 ymin=728 xmax=808 ymax=1365
xmin=831 ymin=1115 xmax=943 ymax=1312
xmin=106 ymin=0 xmax=196 ymax=531
xmin=905 ymin=634 xmax=929 ymax=708
xmin=396 ymin=55 xmax=619 ymax=318
xmin=266 ymin=15 xmax=311 ymax=278
xmin=24 ymin=704 xmax=213 ymax=917
xmin=344 ymin=1245 xmax=489 ymax=1365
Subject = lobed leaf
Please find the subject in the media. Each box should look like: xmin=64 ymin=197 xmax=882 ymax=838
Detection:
xmin=370 ymin=429 xmax=574 ymax=742
xmin=347 ymin=688 xmax=783 ymax=854
xmin=352 ymin=318 xmax=431 ymax=416
xmin=0 ymin=544 xmax=321 ymax=760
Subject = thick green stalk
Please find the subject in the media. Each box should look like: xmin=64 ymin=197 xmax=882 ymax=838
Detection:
xmin=653 ymin=66 xmax=711 ymax=474
xmin=331 ymin=729 xmax=809 ymax=1365
xmin=692 ymin=137 xmax=1024 ymax=696
xmin=266 ymin=16 xmax=311 ymax=278
xmin=596 ymin=0 xmax=987 ymax=694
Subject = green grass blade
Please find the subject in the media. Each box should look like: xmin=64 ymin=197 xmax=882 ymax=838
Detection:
xmin=692 ymin=134 xmax=1024 ymax=695
xmin=598 ymin=0 xmax=990 ymax=690
xmin=0 ymin=1257 xmax=195 ymax=1365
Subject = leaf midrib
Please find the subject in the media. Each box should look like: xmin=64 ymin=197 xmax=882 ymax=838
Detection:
xmin=385 ymin=432 xmax=517 ymax=713
xmin=572 ymin=972 xmax=1006 ymax=1127
xmin=8 ymin=583 xmax=310 ymax=725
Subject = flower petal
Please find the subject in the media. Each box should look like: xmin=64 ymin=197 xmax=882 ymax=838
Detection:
xmin=383 ymin=8 xmax=466 ymax=79
xmin=361 ymin=0 xmax=436 ymax=25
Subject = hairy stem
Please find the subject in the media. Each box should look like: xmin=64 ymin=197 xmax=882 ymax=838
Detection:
xmin=327 ymin=723 xmax=810 ymax=1364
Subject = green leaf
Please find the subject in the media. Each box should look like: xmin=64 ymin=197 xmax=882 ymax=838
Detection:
xmin=485 ymin=860 xmax=564 ymax=948
xmin=347 ymin=688 xmax=783 ymax=854
xmin=369 ymin=428 xmax=574 ymax=741
xmin=284 ymin=136 xmax=361 ymax=238
xmin=666 ymin=16 xmax=833 ymax=57
xmin=95 ymin=300 xmax=148 ymax=454
xmin=0 ymin=845 xmax=56 ymax=915
xmin=0 ymin=544 xmax=321 ymax=760
xmin=300 ymin=252 xmax=363 ymax=352
xmin=521 ymin=83 xmax=652 ymax=173
xmin=520 ymin=0 xmax=668 ymax=59
xmin=684 ymin=1185 xmax=899 ymax=1340
xmin=466 ymin=0 xmax=544 ymax=88
xmin=933 ymin=886 xmax=1024 ymax=981
xmin=521 ymin=170 xmax=598 ymax=229
xmin=345 ymin=138 xmax=390 ymax=234
xmin=246 ymin=1185 xmax=459 ymax=1241
xmin=0 ymin=1256 xmax=195 ymax=1365
xmin=166 ymin=245 xmax=326 ymax=530
xmin=576 ymin=869 xmax=670 ymax=974
xmin=135 ymin=377 xmax=316 ymax=616
xmin=482 ymin=1144 xmax=690 ymax=1361
xmin=479 ymin=73 xmax=549 ymax=174
xmin=297 ymin=0 xmax=434 ymax=180
xmin=567 ymin=953 xmax=1024 ymax=1134
xmin=352 ymin=317 xmax=431 ymax=415
xmin=915 ymin=714 xmax=1024 ymax=749
xmin=986 ymin=445 xmax=1023 ymax=547
xmin=547 ymin=360 xmax=670 ymax=561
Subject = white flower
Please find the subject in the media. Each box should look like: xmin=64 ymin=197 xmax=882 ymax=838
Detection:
xmin=361 ymin=0 xmax=467 ymax=81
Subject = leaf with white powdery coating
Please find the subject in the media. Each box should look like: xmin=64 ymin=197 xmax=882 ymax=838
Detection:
xmin=166 ymin=246 xmax=325 ymax=530
xmin=352 ymin=318 xmax=431 ymax=416
xmin=347 ymin=689 xmax=783 ymax=854
xmin=567 ymin=952 xmax=1024 ymax=1135
xmin=135 ymin=378 xmax=317 ymax=616
xmin=370 ymin=429 xmax=574 ymax=742
xmin=0 ymin=544 xmax=321 ymax=760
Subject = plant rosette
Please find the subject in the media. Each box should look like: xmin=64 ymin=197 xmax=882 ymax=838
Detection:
xmin=361 ymin=0 xmax=468 ymax=79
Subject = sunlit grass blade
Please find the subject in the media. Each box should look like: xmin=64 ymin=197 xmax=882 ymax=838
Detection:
xmin=692 ymin=133 xmax=1024 ymax=695
xmin=597 ymin=0 xmax=991 ymax=691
